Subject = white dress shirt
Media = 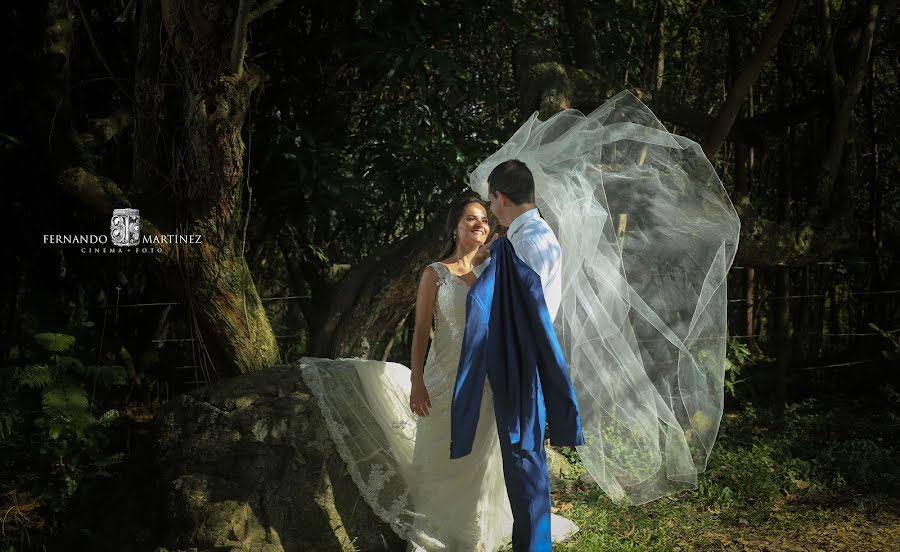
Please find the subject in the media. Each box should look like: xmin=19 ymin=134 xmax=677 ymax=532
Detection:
xmin=474 ymin=207 xmax=562 ymax=321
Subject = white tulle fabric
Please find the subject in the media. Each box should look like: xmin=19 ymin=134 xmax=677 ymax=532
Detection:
xmin=300 ymin=261 xmax=579 ymax=551
xmin=468 ymin=90 xmax=741 ymax=505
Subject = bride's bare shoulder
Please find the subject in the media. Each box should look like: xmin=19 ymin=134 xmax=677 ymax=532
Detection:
xmin=421 ymin=262 xmax=440 ymax=278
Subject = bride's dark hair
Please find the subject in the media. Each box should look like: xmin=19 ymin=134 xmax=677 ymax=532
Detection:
xmin=437 ymin=192 xmax=489 ymax=261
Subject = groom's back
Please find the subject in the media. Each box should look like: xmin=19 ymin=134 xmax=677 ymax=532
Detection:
xmin=508 ymin=210 xmax=562 ymax=321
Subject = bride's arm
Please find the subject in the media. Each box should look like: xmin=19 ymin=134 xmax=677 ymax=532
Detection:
xmin=410 ymin=266 xmax=439 ymax=383
xmin=472 ymin=233 xmax=498 ymax=277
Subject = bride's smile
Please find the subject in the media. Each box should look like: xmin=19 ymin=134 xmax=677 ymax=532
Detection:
xmin=455 ymin=204 xmax=491 ymax=248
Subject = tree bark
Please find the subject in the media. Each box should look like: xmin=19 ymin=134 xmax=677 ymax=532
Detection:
xmin=651 ymin=0 xmax=666 ymax=91
xmin=155 ymin=0 xmax=277 ymax=375
xmin=56 ymin=0 xmax=280 ymax=377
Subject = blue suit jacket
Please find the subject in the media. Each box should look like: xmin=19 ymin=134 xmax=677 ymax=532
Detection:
xmin=450 ymin=237 xmax=585 ymax=459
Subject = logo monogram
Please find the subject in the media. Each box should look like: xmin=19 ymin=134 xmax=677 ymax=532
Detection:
xmin=110 ymin=208 xmax=140 ymax=247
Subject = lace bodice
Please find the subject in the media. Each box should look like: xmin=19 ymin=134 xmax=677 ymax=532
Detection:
xmin=430 ymin=261 xmax=471 ymax=341
xmin=422 ymin=262 xmax=472 ymax=402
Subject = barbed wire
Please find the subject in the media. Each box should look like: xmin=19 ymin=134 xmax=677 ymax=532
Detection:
xmin=801 ymin=359 xmax=878 ymax=370
xmin=731 ymin=260 xmax=900 ymax=269
xmin=100 ymin=288 xmax=900 ymax=310
xmin=729 ymin=289 xmax=900 ymax=302
xmin=155 ymin=329 xmax=896 ymax=345
xmin=173 ymin=356 xmax=887 ymax=373
xmin=96 ymin=294 xmax=312 ymax=309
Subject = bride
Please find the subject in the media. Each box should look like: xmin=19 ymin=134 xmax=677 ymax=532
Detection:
xmin=301 ymin=193 xmax=580 ymax=552
xmin=301 ymin=90 xmax=741 ymax=550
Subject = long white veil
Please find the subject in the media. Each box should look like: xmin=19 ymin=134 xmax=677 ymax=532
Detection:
xmin=468 ymin=90 xmax=741 ymax=505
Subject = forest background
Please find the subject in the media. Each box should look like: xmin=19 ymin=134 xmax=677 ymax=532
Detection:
xmin=1 ymin=1 xmax=898 ymax=550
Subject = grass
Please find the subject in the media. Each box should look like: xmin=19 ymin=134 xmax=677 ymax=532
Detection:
xmin=502 ymin=394 xmax=900 ymax=551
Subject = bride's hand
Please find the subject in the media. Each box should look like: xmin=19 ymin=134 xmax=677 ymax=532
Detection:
xmin=473 ymin=233 xmax=498 ymax=267
xmin=409 ymin=380 xmax=431 ymax=417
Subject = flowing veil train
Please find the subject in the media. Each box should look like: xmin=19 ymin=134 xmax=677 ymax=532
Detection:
xmin=467 ymin=90 xmax=741 ymax=505
xmin=299 ymin=89 xmax=740 ymax=549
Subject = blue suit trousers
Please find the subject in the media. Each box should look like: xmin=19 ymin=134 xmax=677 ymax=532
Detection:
xmin=493 ymin=376 xmax=552 ymax=552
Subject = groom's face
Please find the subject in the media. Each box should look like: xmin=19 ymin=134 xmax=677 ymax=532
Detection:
xmin=488 ymin=190 xmax=501 ymax=219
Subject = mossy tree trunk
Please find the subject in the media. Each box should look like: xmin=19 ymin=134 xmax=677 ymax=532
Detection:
xmin=55 ymin=0 xmax=280 ymax=376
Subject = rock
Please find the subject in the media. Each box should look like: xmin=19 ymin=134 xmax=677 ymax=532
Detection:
xmin=578 ymin=472 xmax=596 ymax=485
xmin=545 ymin=447 xmax=575 ymax=486
xmin=153 ymin=364 xmax=404 ymax=552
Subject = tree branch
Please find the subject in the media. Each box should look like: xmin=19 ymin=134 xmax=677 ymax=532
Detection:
xmin=249 ymin=0 xmax=285 ymax=23
xmin=230 ymin=0 xmax=253 ymax=76
xmin=77 ymin=108 xmax=133 ymax=149
xmin=59 ymin=167 xmax=172 ymax=257
xmin=702 ymin=0 xmax=800 ymax=157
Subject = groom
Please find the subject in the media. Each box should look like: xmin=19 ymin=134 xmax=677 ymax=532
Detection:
xmin=451 ymin=160 xmax=585 ymax=551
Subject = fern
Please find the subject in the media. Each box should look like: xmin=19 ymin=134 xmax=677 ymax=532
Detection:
xmin=0 ymin=410 xmax=20 ymax=441
xmin=33 ymin=332 xmax=76 ymax=353
xmin=41 ymin=378 xmax=90 ymax=418
xmin=15 ymin=364 xmax=52 ymax=389
xmin=5 ymin=330 xmax=128 ymax=520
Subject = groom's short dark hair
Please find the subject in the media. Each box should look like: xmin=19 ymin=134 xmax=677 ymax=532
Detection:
xmin=488 ymin=159 xmax=534 ymax=205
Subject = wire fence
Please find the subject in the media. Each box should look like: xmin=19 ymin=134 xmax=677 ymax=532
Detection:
xmin=93 ymin=259 xmax=896 ymax=383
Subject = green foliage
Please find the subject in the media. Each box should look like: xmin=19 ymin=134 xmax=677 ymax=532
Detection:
xmin=15 ymin=363 xmax=52 ymax=389
xmin=32 ymin=332 xmax=76 ymax=353
xmin=695 ymin=398 xmax=900 ymax=523
xmin=723 ymin=337 xmax=753 ymax=397
xmin=2 ymin=331 xmax=127 ymax=516
xmin=550 ymin=398 xmax=900 ymax=551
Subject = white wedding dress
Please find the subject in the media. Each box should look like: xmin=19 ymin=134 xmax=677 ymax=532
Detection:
xmin=300 ymin=260 xmax=580 ymax=551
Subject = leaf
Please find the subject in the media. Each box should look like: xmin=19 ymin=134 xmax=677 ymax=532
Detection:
xmin=42 ymin=379 xmax=89 ymax=417
xmin=33 ymin=332 xmax=76 ymax=352
xmin=16 ymin=364 xmax=52 ymax=389
xmin=98 ymin=409 xmax=120 ymax=426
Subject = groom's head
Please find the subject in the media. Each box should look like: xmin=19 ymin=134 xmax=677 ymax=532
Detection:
xmin=487 ymin=159 xmax=535 ymax=227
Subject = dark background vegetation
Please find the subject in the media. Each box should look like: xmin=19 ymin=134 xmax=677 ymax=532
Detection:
xmin=1 ymin=0 xmax=898 ymax=550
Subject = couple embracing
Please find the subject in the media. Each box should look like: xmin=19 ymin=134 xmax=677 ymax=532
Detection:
xmin=406 ymin=158 xmax=583 ymax=551
xmin=301 ymin=90 xmax=741 ymax=551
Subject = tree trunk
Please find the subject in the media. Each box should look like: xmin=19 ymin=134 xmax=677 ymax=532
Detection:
xmin=773 ymin=266 xmax=791 ymax=422
xmin=651 ymin=0 xmax=666 ymax=91
xmin=562 ymin=0 xmax=598 ymax=69
xmin=136 ymin=0 xmax=278 ymax=375
xmin=283 ymin=214 xmax=446 ymax=359
xmin=728 ymin=18 xmax=750 ymax=196
xmin=58 ymin=1 xmax=280 ymax=377
xmin=702 ymin=0 xmax=800 ymax=157
xmin=817 ymin=0 xmax=886 ymax=206
xmin=745 ymin=267 xmax=758 ymax=352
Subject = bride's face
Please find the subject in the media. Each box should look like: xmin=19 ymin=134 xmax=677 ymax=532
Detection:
xmin=455 ymin=203 xmax=490 ymax=246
